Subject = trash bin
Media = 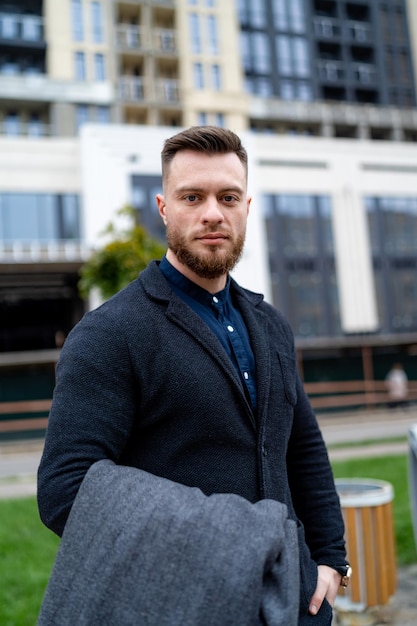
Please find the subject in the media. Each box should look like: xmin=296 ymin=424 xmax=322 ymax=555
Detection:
xmin=409 ymin=424 xmax=417 ymax=550
xmin=335 ymin=478 xmax=397 ymax=612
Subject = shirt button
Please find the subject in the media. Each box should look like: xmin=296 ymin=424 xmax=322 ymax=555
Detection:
xmin=213 ymin=296 xmax=219 ymax=303
xmin=243 ymin=372 xmax=249 ymax=380
xmin=227 ymin=325 xmax=234 ymax=332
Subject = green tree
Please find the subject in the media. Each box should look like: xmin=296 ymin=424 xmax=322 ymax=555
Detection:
xmin=79 ymin=206 xmax=166 ymax=300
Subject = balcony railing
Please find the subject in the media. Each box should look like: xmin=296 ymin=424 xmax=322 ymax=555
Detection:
xmin=352 ymin=62 xmax=377 ymax=85
xmin=345 ymin=20 xmax=372 ymax=43
xmin=313 ymin=17 xmax=340 ymax=39
xmin=118 ymin=76 xmax=180 ymax=104
xmin=317 ymin=60 xmax=345 ymax=82
xmin=116 ymin=25 xmax=177 ymax=55
xmin=0 ymin=241 xmax=90 ymax=263
xmin=153 ymin=28 xmax=177 ymax=54
xmin=119 ymin=76 xmax=145 ymax=102
xmin=116 ymin=24 xmax=146 ymax=50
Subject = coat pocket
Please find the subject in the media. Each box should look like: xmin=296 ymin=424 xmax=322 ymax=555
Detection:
xmin=276 ymin=351 xmax=297 ymax=406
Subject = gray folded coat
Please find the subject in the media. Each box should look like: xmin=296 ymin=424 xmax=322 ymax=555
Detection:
xmin=38 ymin=460 xmax=299 ymax=626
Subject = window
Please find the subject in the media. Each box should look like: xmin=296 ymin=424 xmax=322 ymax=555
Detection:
xmin=0 ymin=193 xmax=80 ymax=242
xmin=91 ymin=1 xmax=104 ymax=43
xmin=289 ymin=0 xmax=305 ymax=33
xmin=273 ymin=0 xmax=288 ymax=30
xmin=249 ymin=1 xmax=266 ymax=28
xmin=193 ymin=62 xmax=204 ymax=88
xmin=211 ymin=64 xmax=221 ymax=90
xmin=207 ymin=15 xmax=219 ymax=55
xmin=262 ymin=194 xmax=339 ymax=337
xmin=22 ymin=15 xmax=42 ymax=41
xmin=188 ymin=13 xmax=201 ymax=53
xmin=28 ymin=114 xmax=44 ymax=137
xmin=4 ymin=112 xmax=20 ymax=136
xmin=94 ymin=53 xmax=105 ymax=80
xmin=0 ymin=13 xmax=18 ymax=38
xmin=76 ymin=104 xmax=89 ymax=131
xmin=74 ymin=51 xmax=86 ymax=80
xmin=198 ymin=112 xmax=208 ymax=125
xmin=214 ymin=112 xmax=224 ymax=127
xmin=96 ymin=106 xmax=110 ymax=123
xmin=276 ymin=36 xmax=310 ymax=78
xmin=71 ymin=0 xmax=84 ymax=41
xmin=252 ymin=32 xmax=270 ymax=73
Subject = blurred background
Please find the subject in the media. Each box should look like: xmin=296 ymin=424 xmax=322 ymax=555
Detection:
xmin=1 ymin=0 xmax=417 ymax=430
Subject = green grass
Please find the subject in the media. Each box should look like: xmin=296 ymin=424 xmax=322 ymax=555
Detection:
xmin=332 ymin=454 xmax=417 ymax=566
xmin=0 ymin=454 xmax=416 ymax=624
xmin=0 ymin=497 xmax=59 ymax=626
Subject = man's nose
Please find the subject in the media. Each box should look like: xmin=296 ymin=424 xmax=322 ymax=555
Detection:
xmin=201 ymin=198 xmax=224 ymax=223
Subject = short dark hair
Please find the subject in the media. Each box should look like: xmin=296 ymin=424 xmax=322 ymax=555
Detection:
xmin=161 ymin=126 xmax=248 ymax=183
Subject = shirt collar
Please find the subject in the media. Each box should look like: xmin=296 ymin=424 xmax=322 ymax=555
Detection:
xmin=160 ymin=255 xmax=231 ymax=307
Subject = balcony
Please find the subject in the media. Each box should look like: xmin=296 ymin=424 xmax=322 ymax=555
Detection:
xmin=0 ymin=241 xmax=90 ymax=263
xmin=317 ymin=60 xmax=345 ymax=82
xmin=352 ymin=62 xmax=377 ymax=85
xmin=0 ymin=74 xmax=114 ymax=104
xmin=119 ymin=76 xmax=145 ymax=102
xmin=118 ymin=76 xmax=180 ymax=104
xmin=152 ymin=28 xmax=177 ymax=55
xmin=116 ymin=24 xmax=146 ymax=51
xmin=345 ymin=20 xmax=372 ymax=44
xmin=313 ymin=17 xmax=340 ymax=39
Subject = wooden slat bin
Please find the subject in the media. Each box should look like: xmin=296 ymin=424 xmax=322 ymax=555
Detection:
xmin=335 ymin=478 xmax=397 ymax=612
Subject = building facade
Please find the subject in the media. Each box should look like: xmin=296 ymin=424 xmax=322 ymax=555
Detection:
xmin=1 ymin=0 xmax=417 ymax=396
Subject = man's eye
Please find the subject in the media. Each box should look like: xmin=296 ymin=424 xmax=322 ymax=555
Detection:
xmin=223 ymin=195 xmax=237 ymax=203
xmin=185 ymin=195 xmax=198 ymax=202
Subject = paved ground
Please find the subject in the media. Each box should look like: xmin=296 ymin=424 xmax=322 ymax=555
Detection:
xmin=1 ymin=407 xmax=417 ymax=625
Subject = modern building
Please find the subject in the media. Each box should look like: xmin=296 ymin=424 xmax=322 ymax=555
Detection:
xmin=1 ymin=0 xmax=417 ymax=406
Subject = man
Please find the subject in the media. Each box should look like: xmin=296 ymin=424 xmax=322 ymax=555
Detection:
xmin=38 ymin=126 xmax=349 ymax=624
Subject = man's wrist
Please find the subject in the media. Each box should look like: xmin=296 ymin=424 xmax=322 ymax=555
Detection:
xmin=329 ymin=563 xmax=352 ymax=588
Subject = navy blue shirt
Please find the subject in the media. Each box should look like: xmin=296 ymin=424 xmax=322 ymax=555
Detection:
xmin=159 ymin=256 xmax=257 ymax=409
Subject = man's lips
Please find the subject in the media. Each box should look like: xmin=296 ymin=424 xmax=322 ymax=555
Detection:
xmin=197 ymin=233 xmax=228 ymax=243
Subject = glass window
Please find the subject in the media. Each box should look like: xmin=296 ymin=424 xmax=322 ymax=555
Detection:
xmin=0 ymin=13 xmax=18 ymax=38
xmin=91 ymin=1 xmax=104 ymax=43
xmin=27 ymin=114 xmax=44 ymax=137
xmin=74 ymin=51 xmax=86 ymax=80
xmin=96 ymin=106 xmax=110 ymax=123
xmin=276 ymin=36 xmax=291 ymax=76
xmin=193 ymin=62 xmax=204 ymax=88
xmin=214 ymin=112 xmax=224 ymax=127
xmin=71 ymin=0 xmax=84 ymax=41
xmin=207 ymin=15 xmax=219 ymax=55
xmin=211 ymin=64 xmax=221 ymax=90
xmin=22 ymin=16 xmax=42 ymax=41
xmin=4 ymin=112 xmax=20 ymax=136
xmin=198 ymin=112 xmax=208 ymax=125
xmin=293 ymin=37 xmax=309 ymax=77
xmin=76 ymin=104 xmax=89 ymax=131
xmin=188 ymin=13 xmax=201 ymax=54
xmin=297 ymin=81 xmax=312 ymax=101
xmin=1 ymin=58 xmax=19 ymax=75
xmin=240 ymin=31 xmax=252 ymax=72
xmin=61 ymin=195 xmax=80 ymax=240
xmin=249 ymin=0 xmax=266 ymax=28
xmin=289 ymin=0 xmax=305 ymax=33
xmin=252 ymin=32 xmax=270 ymax=73
xmin=280 ymin=80 xmax=294 ymax=100
xmin=94 ymin=53 xmax=105 ymax=80
xmin=273 ymin=0 xmax=288 ymax=30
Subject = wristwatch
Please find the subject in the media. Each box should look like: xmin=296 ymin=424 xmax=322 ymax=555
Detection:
xmin=332 ymin=564 xmax=352 ymax=588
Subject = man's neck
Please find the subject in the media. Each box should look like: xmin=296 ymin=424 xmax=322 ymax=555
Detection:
xmin=165 ymin=249 xmax=227 ymax=294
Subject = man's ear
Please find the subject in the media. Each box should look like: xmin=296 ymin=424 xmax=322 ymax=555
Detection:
xmin=156 ymin=194 xmax=167 ymax=225
xmin=246 ymin=196 xmax=252 ymax=215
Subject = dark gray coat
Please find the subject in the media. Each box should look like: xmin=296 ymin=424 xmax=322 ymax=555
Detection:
xmin=38 ymin=260 xmax=345 ymax=624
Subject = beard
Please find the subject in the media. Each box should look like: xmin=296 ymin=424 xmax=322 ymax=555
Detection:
xmin=166 ymin=224 xmax=246 ymax=280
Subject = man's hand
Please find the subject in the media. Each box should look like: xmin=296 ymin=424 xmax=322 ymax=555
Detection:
xmin=309 ymin=565 xmax=341 ymax=616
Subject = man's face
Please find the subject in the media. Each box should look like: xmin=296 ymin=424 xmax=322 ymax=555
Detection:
xmin=156 ymin=150 xmax=251 ymax=282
